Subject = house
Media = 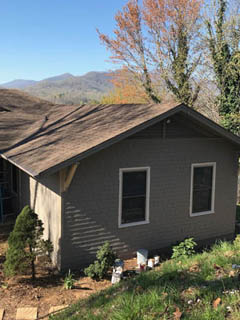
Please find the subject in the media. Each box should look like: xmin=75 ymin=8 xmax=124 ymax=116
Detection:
xmin=0 ymin=89 xmax=239 ymax=270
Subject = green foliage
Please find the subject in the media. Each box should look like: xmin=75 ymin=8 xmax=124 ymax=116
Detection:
xmin=4 ymin=205 xmax=53 ymax=280
xmin=171 ymin=237 xmax=197 ymax=259
xmin=84 ymin=242 xmax=116 ymax=280
xmin=64 ymin=270 xmax=75 ymax=290
xmin=220 ymin=112 xmax=240 ymax=136
xmin=233 ymin=234 xmax=240 ymax=250
xmin=165 ymin=26 xmax=200 ymax=107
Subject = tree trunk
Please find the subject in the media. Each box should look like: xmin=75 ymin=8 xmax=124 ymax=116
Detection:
xmin=29 ymin=245 xmax=35 ymax=280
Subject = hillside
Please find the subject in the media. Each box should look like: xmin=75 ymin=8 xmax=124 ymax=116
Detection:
xmin=53 ymin=237 xmax=240 ymax=320
xmin=1 ymin=79 xmax=37 ymax=89
xmin=0 ymin=72 xmax=113 ymax=105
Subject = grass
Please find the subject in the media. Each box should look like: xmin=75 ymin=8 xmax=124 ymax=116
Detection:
xmin=52 ymin=236 xmax=240 ymax=320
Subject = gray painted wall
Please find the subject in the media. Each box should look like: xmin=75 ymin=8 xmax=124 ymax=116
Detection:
xmin=19 ymin=170 xmax=62 ymax=267
xmin=61 ymin=117 xmax=239 ymax=270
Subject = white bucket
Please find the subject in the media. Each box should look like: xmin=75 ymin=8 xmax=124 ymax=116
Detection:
xmin=154 ymin=256 xmax=160 ymax=265
xmin=137 ymin=249 xmax=148 ymax=266
xmin=147 ymin=259 xmax=154 ymax=268
xmin=111 ymin=271 xmax=121 ymax=284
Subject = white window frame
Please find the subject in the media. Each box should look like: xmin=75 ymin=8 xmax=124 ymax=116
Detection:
xmin=190 ymin=162 xmax=216 ymax=217
xmin=118 ymin=167 xmax=150 ymax=228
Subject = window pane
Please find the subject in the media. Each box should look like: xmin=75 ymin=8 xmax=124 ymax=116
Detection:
xmin=123 ymin=171 xmax=146 ymax=197
xmin=122 ymin=196 xmax=146 ymax=224
xmin=192 ymin=189 xmax=212 ymax=213
xmin=192 ymin=166 xmax=213 ymax=213
xmin=194 ymin=167 xmax=213 ymax=189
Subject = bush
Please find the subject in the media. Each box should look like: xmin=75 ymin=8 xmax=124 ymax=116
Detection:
xmin=4 ymin=205 xmax=53 ymax=280
xmin=171 ymin=237 xmax=197 ymax=259
xmin=233 ymin=235 xmax=240 ymax=250
xmin=64 ymin=270 xmax=75 ymax=290
xmin=84 ymin=242 xmax=116 ymax=280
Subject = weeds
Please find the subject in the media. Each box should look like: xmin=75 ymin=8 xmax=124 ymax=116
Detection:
xmin=64 ymin=270 xmax=75 ymax=290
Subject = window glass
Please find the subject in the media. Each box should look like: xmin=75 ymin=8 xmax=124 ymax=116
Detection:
xmin=121 ymin=171 xmax=147 ymax=224
xmin=192 ymin=166 xmax=213 ymax=214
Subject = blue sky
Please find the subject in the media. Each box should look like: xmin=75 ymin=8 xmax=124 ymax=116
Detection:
xmin=0 ymin=0 xmax=128 ymax=83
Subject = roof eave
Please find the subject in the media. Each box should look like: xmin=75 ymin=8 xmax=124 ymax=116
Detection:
xmin=4 ymin=103 xmax=240 ymax=178
xmin=0 ymin=153 xmax=38 ymax=177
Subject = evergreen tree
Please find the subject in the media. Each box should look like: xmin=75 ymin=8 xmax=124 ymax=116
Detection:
xmin=4 ymin=205 xmax=53 ymax=280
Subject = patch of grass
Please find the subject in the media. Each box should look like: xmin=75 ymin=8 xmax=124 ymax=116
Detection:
xmin=52 ymin=239 xmax=240 ymax=320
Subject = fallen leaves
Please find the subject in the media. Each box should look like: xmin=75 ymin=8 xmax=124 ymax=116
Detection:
xmin=180 ymin=287 xmax=196 ymax=299
xmin=229 ymin=270 xmax=235 ymax=277
xmin=173 ymin=307 xmax=182 ymax=319
xmin=189 ymin=263 xmax=200 ymax=273
xmin=213 ymin=297 xmax=221 ymax=309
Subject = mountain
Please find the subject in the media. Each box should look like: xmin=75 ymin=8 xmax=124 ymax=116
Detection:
xmin=1 ymin=79 xmax=37 ymax=89
xmin=0 ymin=72 xmax=113 ymax=104
xmin=42 ymin=73 xmax=74 ymax=82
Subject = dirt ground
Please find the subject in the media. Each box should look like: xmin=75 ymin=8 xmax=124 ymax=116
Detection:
xmin=0 ymin=229 xmax=138 ymax=320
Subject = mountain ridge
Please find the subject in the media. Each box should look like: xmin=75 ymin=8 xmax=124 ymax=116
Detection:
xmin=0 ymin=71 xmax=113 ymax=104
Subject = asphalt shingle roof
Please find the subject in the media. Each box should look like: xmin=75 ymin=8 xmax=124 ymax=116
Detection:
xmin=0 ymin=89 xmax=239 ymax=177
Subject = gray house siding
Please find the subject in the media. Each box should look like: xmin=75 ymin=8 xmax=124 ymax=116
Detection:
xmin=19 ymin=171 xmax=30 ymax=209
xmin=61 ymin=127 xmax=238 ymax=269
xmin=129 ymin=114 xmax=219 ymax=140
xmin=18 ymin=170 xmax=62 ymax=267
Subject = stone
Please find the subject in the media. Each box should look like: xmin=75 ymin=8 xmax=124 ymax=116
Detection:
xmin=16 ymin=307 xmax=38 ymax=320
xmin=0 ymin=309 xmax=4 ymax=320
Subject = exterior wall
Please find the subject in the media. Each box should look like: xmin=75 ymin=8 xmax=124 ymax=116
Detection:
xmin=19 ymin=171 xmax=30 ymax=209
xmin=29 ymin=173 xmax=61 ymax=267
xmin=61 ymin=134 xmax=239 ymax=270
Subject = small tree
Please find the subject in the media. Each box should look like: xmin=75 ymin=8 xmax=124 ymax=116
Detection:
xmin=4 ymin=205 xmax=53 ymax=280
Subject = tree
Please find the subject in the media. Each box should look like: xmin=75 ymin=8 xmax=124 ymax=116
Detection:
xmin=97 ymin=0 xmax=202 ymax=106
xmin=101 ymin=68 xmax=151 ymax=104
xmin=4 ymin=205 xmax=53 ymax=280
xmin=206 ymin=0 xmax=240 ymax=135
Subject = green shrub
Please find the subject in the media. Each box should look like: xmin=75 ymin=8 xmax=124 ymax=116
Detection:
xmin=4 ymin=205 xmax=53 ymax=280
xmin=84 ymin=242 xmax=116 ymax=280
xmin=233 ymin=234 xmax=240 ymax=250
xmin=171 ymin=237 xmax=197 ymax=259
xmin=64 ymin=270 xmax=75 ymax=290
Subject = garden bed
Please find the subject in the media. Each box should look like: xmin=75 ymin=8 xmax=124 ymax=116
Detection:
xmin=0 ymin=236 xmax=138 ymax=319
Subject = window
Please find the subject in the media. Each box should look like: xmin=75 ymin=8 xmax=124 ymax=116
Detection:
xmin=119 ymin=167 xmax=150 ymax=228
xmin=190 ymin=163 xmax=216 ymax=216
